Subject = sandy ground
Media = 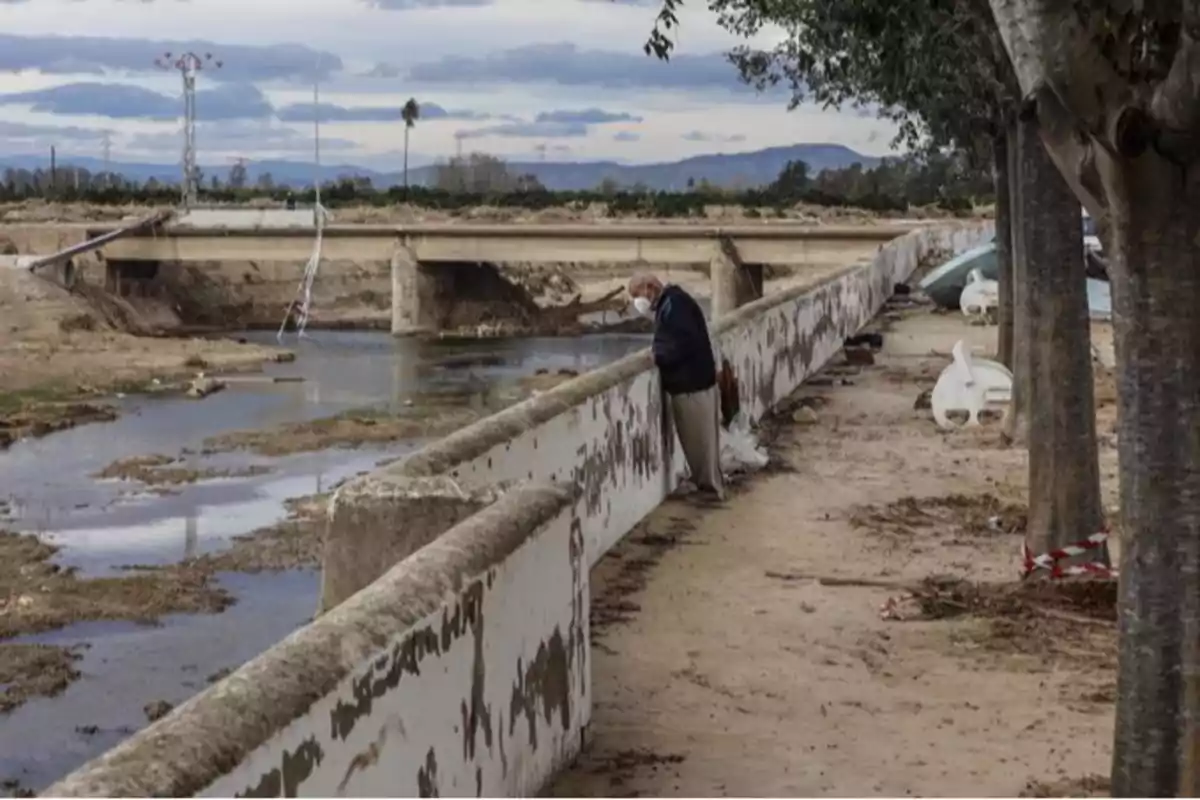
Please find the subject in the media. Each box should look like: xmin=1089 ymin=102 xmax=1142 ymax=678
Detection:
xmin=555 ymin=304 xmax=1118 ymax=798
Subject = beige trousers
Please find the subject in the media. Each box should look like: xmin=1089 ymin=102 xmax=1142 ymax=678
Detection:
xmin=668 ymin=385 xmax=724 ymax=498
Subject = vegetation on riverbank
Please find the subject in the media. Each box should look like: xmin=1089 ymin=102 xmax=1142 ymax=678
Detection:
xmin=0 ymin=151 xmax=994 ymax=216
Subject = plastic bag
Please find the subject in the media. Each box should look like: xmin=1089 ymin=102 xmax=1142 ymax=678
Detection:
xmin=720 ymin=411 xmax=769 ymax=474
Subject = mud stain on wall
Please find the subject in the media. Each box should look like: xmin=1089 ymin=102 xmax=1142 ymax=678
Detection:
xmin=236 ymin=506 xmax=585 ymax=798
xmin=328 ymin=582 xmax=485 ymax=744
xmin=507 ymin=629 xmax=572 ymax=750
xmin=571 ymin=380 xmax=662 ymax=521
xmin=335 ymin=717 xmax=407 ymax=795
xmin=235 ymin=737 xmax=323 ymax=798
xmin=416 ymin=747 xmax=439 ymax=798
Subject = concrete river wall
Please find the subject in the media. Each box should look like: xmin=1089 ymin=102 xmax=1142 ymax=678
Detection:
xmin=44 ymin=221 xmax=992 ymax=798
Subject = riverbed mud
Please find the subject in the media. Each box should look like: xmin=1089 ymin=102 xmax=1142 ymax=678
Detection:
xmin=0 ymin=244 xmax=293 ymax=449
xmin=191 ymin=493 xmax=330 ymax=574
xmin=0 ymin=390 xmax=118 ymax=450
xmin=0 ymin=644 xmax=81 ymax=714
xmin=0 ymin=530 xmax=231 ymax=711
xmin=201 ymin=365 xmax=577 ymax=457
xmin=201 ymin=404 xmax=488 ymax=457
xmin=93 ymin=454 xmax=272 ymax=486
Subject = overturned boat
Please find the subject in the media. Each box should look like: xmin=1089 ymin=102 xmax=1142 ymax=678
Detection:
xmin=919 ymin=241 xmax=999 ymax=309
xmin=922 ymin=209 xmax=1109 ymax=314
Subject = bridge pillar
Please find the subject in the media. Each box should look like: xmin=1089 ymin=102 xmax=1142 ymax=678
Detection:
xmin=390 ymin=241 xmax=433 ymax=336
xmin=710 ymin=238 xmax=764 ymax=320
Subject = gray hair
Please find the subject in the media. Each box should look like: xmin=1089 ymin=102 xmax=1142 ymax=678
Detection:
xmin=627 ymin=272 xmax=662 ymax=296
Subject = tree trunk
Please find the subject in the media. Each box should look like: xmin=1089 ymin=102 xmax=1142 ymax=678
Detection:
xmin=403 ymin=127 xmax=410 ymax=193
xmin=1017 ymin=117 xmax=1104 ymax=564
xmin=993 ymin=124 xmax=1014 ymax=368
xmin=1106 ymin=153 xmax=1200 ymax=797
xmin=1004 ymin=116 xmax=1031 ymax=442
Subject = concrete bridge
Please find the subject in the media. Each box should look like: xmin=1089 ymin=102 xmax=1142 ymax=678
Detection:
xmin=84 ymin=215 xmax=925 ymax=333
xmin=43 ymin=220 xmax=992 ymax=798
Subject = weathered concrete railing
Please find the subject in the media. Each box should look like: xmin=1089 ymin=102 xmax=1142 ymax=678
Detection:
xmin=45 ymin=221 xmax=991 ymax=798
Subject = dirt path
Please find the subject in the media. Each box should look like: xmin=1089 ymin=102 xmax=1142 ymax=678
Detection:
xmin=556 ymin=305 xmax=1116 ymax=797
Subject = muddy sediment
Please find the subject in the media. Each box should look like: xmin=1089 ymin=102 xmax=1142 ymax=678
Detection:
xmin=0 ymin=531 xmax=231 ymax=640
xmin=189 ymin=493 xmax=331 ymax=574
xmin=0 ymin=644 xmax=82 ymax=714
xmin=0 ymin=530 xmax=232 ymax=711
xmin=0 ymin=248 xmax=632 ymax=453
xmin=96 ymin=256 xmax=629 ymax=337
xmin=850 ymin=492 xmax=1028 ymax=540
xmin=200 ymin=368 xmax=579 ymax=458
xmin=0 ymin=217 xmax=658 ymax=453
xmin=201 ymin=405 xmax=488 ymax=458
xmin=93 ymin=454 xmax=272 ymax=486
xmin=0 ymin=391 xmax=118 ymax=450
xmin=94 ymin=367 xmax=588 ymax=581
xmin=0 ymin=248 xmax=294 ymax=450
xmin=0 ymin=492 xmax=331 ymax=711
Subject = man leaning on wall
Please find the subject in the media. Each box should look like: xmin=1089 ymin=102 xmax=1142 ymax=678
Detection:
xmin=628 ymin=273 xmax=725 ymax=503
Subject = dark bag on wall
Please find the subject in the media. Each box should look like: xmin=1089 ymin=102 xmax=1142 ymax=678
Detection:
xmin=719 ymin=359 xmax=740 ymax=430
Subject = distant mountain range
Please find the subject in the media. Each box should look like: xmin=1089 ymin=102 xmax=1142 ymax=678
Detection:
xmin=0 ymin=143 xmax=882 ymax=192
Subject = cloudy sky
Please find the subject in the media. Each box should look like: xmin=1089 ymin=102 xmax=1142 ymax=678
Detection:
xmin=0 ymin=0 xmax=901 ymax=169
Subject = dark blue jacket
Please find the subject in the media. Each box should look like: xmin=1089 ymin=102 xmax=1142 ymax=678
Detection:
xmin=652 ymin=284 xmax=716 ymax=395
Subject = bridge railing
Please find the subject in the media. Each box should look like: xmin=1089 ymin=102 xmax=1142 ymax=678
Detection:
xmin=45 ymin=221 xmax=992 ymax=798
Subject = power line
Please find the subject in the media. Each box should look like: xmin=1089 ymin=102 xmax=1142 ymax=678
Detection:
xmin=154 ymin=50 xmax=222 ymax=208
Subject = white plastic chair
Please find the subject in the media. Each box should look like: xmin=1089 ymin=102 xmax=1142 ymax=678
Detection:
xmin=959 ymin=268 xmax=1000 ymax=320
xmin=931 ymin=339 xmax=1013 ymax=429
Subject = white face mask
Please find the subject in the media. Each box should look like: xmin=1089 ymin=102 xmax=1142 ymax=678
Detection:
xmin=632 ymin=296 xmax=652 ymax=316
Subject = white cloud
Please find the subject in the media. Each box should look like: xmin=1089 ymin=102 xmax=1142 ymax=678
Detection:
xmin=0 ymin=0 xmax=902 ymax=166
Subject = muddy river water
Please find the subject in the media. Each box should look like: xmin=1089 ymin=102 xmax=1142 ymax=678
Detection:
xmin=0 ymin=329 xmax=648 ymax=793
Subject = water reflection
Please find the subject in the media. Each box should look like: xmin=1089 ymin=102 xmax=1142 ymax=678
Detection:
xmin=183 ymin=511 xmax=197 ymax=562
xmin=1 ymin=330 xmax=649 ymax=542
xmin=37 ymin=449 xmax=388 ymax=577
xmin=1 ymin=570 xmax=320 ymax=794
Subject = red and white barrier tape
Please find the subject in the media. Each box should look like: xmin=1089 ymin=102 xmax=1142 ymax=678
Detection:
xmin=877 ymin=531 xmax=1117 ymax=621
xmin=1021 ymin=530 xmax=1118 ymax=580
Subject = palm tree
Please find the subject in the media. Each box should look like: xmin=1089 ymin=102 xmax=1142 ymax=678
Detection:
xmin=401 ymin=98 xmax=420 ymax=193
